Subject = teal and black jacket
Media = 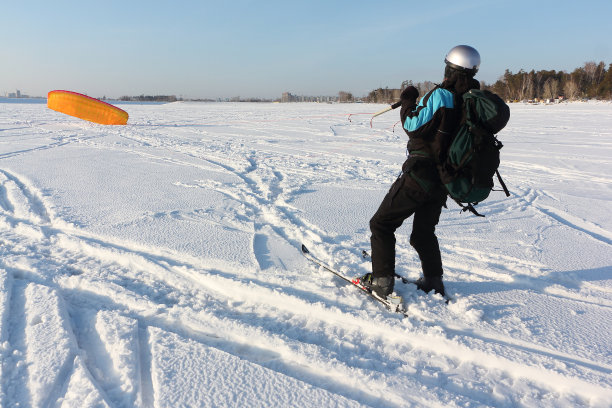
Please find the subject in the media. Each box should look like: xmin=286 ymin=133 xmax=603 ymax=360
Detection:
xmin=399 ymin=80 xmax=479 ymax=193
xmin=401 ymin=86 xmax=460 ymax=166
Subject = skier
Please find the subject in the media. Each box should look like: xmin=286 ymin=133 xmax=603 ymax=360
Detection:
xmin=358 ymin=45 xmax=482 ymax=299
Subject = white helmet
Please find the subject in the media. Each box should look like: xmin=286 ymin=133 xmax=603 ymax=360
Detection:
xmin=444 ymin=45 xmax=480 ymax=74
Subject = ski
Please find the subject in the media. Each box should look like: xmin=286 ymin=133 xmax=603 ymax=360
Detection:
xmin=300 ymin=244 xmax=407 ymax=315
xmin=361 ymin=249 xmax=453 ymax=303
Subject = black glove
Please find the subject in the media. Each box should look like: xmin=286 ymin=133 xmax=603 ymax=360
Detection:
xmin=400 ymin=86 xmax=419 ymax=105
xmin=400 ymin=86 xmax=419 ymax=123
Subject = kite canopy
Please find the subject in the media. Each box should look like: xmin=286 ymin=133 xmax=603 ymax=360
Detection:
xmin=47 ymin=90 xmax=128 ymax=125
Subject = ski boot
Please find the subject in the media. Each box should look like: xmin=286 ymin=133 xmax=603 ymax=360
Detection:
xmin=415 ymin=275 xmax=445 ymax=297
xmin=353 ymin=273 xmax=394 ymax=299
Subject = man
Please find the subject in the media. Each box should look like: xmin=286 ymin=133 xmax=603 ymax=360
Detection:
xmin=358 ymin=45 xmax=482 ymax=299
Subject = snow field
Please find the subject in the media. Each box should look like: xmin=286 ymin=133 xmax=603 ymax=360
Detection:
xmin=0 ymin=101 xmax=610 ymax=407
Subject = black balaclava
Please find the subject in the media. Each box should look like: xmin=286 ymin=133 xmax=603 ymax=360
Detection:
xmin=443 ymin=65 xmax=479 ymax=95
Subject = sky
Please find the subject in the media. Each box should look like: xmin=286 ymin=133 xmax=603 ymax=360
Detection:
xmin=2 ymin=0 xmax=611 ymax=99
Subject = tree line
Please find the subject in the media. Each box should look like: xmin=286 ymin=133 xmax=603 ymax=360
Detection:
xmin=361 ymin=81 xmax=437 ymax=104
xmin=361 ymin=61 xmax=612 ymax=104
xmin=489 ymin=61 xmax=612 ymax=101
xmin=119 ymin=95 xmax=179 ymax=102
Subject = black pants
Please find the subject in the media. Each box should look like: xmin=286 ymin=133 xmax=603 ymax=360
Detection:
xmin=370 ymin=172 xmax=446 ymax=279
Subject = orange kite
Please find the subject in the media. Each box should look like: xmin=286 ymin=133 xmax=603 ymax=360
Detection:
xmin=47 ymin=90 xmax=128 ymax=125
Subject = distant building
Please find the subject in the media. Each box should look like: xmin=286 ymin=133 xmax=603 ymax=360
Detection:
xmin=7 ymin=90 xmax=27 ymax=98
xmin=281 ymin=92 xmax=296 ymax=103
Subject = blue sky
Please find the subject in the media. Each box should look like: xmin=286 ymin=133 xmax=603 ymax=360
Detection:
xmin=2 ymin=0 xmax=611 ymax=99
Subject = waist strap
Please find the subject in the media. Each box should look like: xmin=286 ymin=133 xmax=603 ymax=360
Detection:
xmin=408 ymin=149 xmax=432 ymax=159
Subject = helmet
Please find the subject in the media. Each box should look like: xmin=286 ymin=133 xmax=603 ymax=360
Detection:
xmin=444 ymin=45 xmax=480 ymax=74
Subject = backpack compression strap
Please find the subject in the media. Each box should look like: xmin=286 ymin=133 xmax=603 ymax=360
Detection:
xmin=452 ymin=198 xmax=485 ymax=217
xmin=496 ymin=170 xmax=511 ymax=197
xmin=451 ymin=171 xmax=510 ymax=217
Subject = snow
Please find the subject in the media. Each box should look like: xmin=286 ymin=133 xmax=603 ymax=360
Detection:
xmin=0 ymin=100 xmax=611 ymax=407
xmin=148 ymin=326 xmax=364 ymax=407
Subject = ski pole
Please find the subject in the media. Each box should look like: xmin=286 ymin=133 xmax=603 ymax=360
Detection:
xmin=370 ymin=101 xmax=402 ymax=127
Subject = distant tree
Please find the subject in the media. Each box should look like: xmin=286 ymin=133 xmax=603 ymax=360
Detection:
xmin=564 ymin=75 xmax=580 ymax=100
xmin=338 ymin=91 xmax=353 ymax=102
xmin=490 ymin=74 xmax=509 ymax=100
xmin=507 ymin=72 xmax=520 ymax=100
xmin=364 ymin=87 xmax=400 ymax=104
xmin=542 ymin=78 xmax=560 ymax=99
xmin=416 ymin=81 xmax=436 ymax=96
xmin=525 ymin=70 xmax=535 ymax=100
xmin=596 ymin=64 xmax=612 ymax=99
xmin=595 ymin=62 xmax=607 ymax=85
xmin=583 ymin=61 xmax=599 ymax=85
xmin=401 ymin=80 xmax=413 ymax=90
xmin=583 ymin=61 xmax=607 ymax=97
xmin=399 ymin=80 xmax=435 ymax=102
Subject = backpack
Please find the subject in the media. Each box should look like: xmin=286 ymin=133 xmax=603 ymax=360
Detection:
xmin=443 ymin=89 xmax=511 ymax=216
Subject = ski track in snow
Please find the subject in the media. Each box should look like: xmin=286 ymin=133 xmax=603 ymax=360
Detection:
xmin=0 ymin=102 xmax=610 ymax=407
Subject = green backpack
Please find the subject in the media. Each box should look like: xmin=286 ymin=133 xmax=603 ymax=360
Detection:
xmin=444 ymin=89 xmax=511 ymax=216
